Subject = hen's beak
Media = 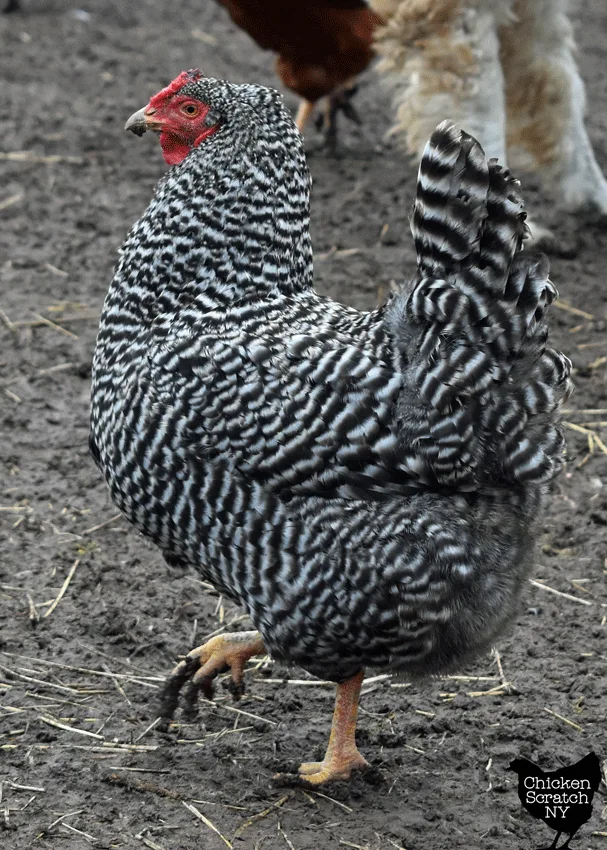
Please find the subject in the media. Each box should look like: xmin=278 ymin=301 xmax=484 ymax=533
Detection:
xmin=125 ymin=107 xmax=154 ymax=137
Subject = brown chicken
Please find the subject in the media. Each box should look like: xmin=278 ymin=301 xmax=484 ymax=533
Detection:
xmin=215 ymin=1 xmax=382 ymax=142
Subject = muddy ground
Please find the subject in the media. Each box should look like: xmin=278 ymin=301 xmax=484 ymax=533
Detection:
xmin=1 ymin=1 xmax=606 ymax=848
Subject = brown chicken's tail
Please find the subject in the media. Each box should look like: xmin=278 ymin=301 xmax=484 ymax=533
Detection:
xmin=385 ymin=121 xmax=572 ymax=493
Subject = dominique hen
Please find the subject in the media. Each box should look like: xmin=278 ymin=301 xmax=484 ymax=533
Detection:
xmin=90 ymin=70 xmax=571 ymax=784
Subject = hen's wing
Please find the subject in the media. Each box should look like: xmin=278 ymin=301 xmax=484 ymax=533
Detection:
xmin=144 ymin=317 xmax=425 ymax=500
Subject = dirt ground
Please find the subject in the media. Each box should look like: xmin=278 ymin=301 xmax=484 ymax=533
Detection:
xmin=1 ymin=1 xmax=606 ymax=848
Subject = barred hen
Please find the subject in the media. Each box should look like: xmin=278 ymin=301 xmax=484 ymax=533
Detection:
xmin=90 ymin=70 xmax=571 ymax=784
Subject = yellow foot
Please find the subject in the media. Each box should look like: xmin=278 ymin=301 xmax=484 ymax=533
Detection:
xmin=275 ymin=752 xmax=370 ymax=786
xmin=297 ymin=752 xmax=370 ymax=784
xmin=157 ymin=631 xmax=265 ymax=727
xmin=274 ymin=671 xmax=369 ymax=785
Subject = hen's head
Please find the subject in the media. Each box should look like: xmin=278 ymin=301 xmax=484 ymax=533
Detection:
xmin=125 ymin=70 xmax=220 ymax=165
xmin=125 ymin=70 xmax=300 ymax=167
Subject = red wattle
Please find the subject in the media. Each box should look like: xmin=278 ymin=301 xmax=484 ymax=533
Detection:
xmin=159 ymin=132 xmax=191 ymax=166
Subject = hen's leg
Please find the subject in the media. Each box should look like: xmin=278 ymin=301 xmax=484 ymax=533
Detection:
xmin=376 ymin=4 xmax=508 ymax=163
xmin=277 ymin=670 xmax=369 ymax=784
xmin=157 ymin=631 xmax=265 ymax=726
xmin=557 ymin=825 xmax=580 ymax=850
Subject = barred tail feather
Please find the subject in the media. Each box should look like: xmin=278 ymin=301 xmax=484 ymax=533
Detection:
xmin=386 ymin=121 xmax=572 ymax=491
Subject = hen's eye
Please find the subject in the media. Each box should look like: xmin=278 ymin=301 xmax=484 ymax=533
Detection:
xmin=181 ymin=104 xmax=199 ymax=116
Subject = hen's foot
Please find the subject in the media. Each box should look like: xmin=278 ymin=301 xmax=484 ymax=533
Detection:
xmin=274 ymin=670 xmax=369 ymax=785
xmin=157 ymin=631 xmax=265 ymax=728
xmin=294 ymin=85 xmax=361 ymax=152
xmin=560 ymin=173 xmax=607 ymax=220
xmin=295 ymin=750 xmax=370 ymax=785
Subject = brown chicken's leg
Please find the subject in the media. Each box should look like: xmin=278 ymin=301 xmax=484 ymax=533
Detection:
xmin=322 ymin=84 xmax=361 ymax=150
xmin=277 ymin=670 xmax=369 ymax=785
xmin=295 ymin=99 xmax=315 ymax=134
xmin=157 ymin=631 xmax=265 ymax=728
xmin=295 ymin=82 xmax=361 ymax=150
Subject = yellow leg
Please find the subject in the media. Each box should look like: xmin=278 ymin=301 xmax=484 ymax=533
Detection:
xmin=157 ymin=631 xmax=265 ymax=725
xmin=277 ymin=670 xmax=369 ymax=784
xmin=295 ymin=99 xmax=315 ymax=134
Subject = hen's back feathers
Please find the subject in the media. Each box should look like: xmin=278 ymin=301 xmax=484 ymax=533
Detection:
xmin=387 ymin=121 xmax=572 ymax=492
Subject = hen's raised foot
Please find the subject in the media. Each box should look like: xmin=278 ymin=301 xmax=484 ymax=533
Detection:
xmin=156 ymin=631 xmax=265 ymax=729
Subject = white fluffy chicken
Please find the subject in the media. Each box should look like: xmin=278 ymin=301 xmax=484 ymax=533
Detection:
xmin=373 ymin=0 xmax=607 ymax=244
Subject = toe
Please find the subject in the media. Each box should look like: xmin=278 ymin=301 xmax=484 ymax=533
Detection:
xmin=299 ymin=761 xmax=366 ymax=785
xmin=299 ymin=753 xmax=370 ymax=784
xmin=274 ymin=755 xmax=370 ymax=786
xmin=297 ymin=761 xmax=323 ymax=776
xmin=227 ymin=677 xmax=246 ymax=701
xmin=157 ymin=632 xmax=264 ymax=724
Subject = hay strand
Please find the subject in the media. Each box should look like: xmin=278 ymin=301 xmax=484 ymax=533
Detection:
xmin=43 ymin=559 xmax=80 ymax=618
xmin=183 ymin=801 xmax=232 ymax=848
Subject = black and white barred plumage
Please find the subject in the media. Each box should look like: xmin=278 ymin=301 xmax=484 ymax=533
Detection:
xmin=90 ymin=77 xmax=571 ymax=682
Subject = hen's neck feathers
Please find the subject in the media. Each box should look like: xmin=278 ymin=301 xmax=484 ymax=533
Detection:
xmin=111 ymin=92 xmax=313 ymax=325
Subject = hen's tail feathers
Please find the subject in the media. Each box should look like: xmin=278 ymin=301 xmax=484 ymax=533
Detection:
xmin=386 ymin=121 xmax=572 ymax=492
